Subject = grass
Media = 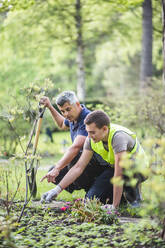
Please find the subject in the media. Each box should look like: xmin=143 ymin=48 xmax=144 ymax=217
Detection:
xmin=0 ymin=158 xmax=85 ymax=202
xmin=15 ymin=130 xmax=72 ymax=159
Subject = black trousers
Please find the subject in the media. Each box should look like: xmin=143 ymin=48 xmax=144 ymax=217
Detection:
xmin=51 ymin=152 xmax=146 ymax=204
xmin=52 ymin=153 xmax=109 ymax=193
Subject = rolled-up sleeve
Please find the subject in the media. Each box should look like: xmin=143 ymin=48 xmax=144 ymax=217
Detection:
xmin=112 ymin=131 xmax=135 ymax=154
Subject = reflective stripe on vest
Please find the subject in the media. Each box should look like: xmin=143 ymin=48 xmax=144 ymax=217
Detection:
xmin=90 ymin=123 xmax=138 ymax=165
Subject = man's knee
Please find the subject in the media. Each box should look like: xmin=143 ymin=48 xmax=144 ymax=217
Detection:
xmin=85 ymin=178 xmax=113 ymax=204
xmin=85 ymin=188 xmax=113 ymax=204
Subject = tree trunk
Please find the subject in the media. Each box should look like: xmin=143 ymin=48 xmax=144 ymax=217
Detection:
xmin=75 ymin=0 xmax=85 ymax=102
xmin=162 ymin=0 xmax=165 ymax=95
xmin=161 ymin=217 xmax=165 ymax=240
xmin=140 ymin=0 xmax=153 ymax=91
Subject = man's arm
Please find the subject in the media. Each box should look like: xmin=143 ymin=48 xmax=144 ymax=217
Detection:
xmin=113 ymin=151 xmax=125 ymax=208
xmin=41 ymin=135 xmax=86 ymax=183
xmin=59 ymin=149 xmax=93 ymax=189
xmin=40 ymin=149 xmax=93 ymax=203
xmin=40 ymin=96 xmax=68 ymax=130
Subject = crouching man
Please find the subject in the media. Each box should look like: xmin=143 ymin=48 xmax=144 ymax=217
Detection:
xmin=41 ymin=110 xmax=147 ymax=209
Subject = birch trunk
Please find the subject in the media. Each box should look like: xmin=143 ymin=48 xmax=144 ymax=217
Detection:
xmin=162 ymin=0 xmax=165 ymax=96
xmin=75 ymin=0 xmax=85 ymax=102
xmin=140 ymin=0 xmax=153 ymax=92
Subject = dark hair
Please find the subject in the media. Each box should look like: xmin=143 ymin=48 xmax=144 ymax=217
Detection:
xmin=56 ymin=91 xmax=78 ymax=106
xmin=84 ymin=110 xmax=110 ymax=128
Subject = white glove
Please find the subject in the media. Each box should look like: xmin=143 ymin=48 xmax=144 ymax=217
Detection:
xmin=101 ymin=204 xmax=115 ymax=211
xmin=41 ymin=185 xmax=62 ymax=203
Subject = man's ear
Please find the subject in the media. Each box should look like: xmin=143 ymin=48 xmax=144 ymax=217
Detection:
xmin=103 ymin=125 xmax=108 ymax=132
xmin=76 ymin=101 xmax=81 ymax=107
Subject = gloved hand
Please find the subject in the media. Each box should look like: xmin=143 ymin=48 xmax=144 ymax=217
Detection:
xmin=40 ymin=185 xmax=62 ymax=203
xmin=101 ymin=204 xmax=116 ymax=211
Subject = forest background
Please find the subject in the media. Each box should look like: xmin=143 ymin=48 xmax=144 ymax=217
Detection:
xmin=0 ymin=0 xmax=163 ymax=146
xmin=0 ymin=0 xmax=163 ymax=135
xmin=0 ymin=0 xmax=165 ymax=247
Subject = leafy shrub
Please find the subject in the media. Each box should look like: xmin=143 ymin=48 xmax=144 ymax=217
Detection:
xmin=0 ymin=79 xmax=54 ymax=157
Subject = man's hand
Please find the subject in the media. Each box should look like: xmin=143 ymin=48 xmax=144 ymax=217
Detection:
xmin=40 ymin=185 xmax=62 ymax=203
xmin=40 ymin=167 xmax=60 ymax=183
xmin=40 ymin=96 xmax=52 ymax=109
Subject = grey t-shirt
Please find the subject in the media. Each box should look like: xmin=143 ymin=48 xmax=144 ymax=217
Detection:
xmin=84 ymin=131 xmax=136 ymax=154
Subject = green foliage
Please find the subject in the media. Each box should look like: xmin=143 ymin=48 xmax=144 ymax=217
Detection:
xmin=140 ymin=87 xmax=165 ymax=136
xmin=87 ymin=80 xmax=164 ymax=140
xmin=0 ymin=0 xmax=35 ymax=12
xmin=0 ymin=0 xmax=162 ymax=102
xmin=140 ymin=138 xmax=165 ymax=222
xmin=121 ymin=219 xmax=165 ymax=248
xmin=0 ymin=160 xmax=23 ymax=216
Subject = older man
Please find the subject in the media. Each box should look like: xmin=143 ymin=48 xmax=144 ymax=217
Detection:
xmin=40 ymin=92 xmax=110 ymax=201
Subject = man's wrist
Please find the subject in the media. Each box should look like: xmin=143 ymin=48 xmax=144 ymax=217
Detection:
xmin=55 ymin=184 xmax=63 ymax=194
xmin=54 ymin=166 xmax=60 ymax=173
xmin=58 ymin=184 xmax=63 ymax=191
xmin=48 ymin=104 xmax=54 ymax=110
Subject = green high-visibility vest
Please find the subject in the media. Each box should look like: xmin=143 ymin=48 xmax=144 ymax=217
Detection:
xmin=90 ymin=123 xmax=138 ymax=165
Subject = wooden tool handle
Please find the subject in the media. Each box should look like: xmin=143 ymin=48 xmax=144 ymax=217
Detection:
xmin=33 ymin=117 xmax=43 ymax=151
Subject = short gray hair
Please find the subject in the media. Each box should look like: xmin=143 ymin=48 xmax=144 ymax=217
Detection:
xmin=56 ymin=91 xmax=79 ymax=106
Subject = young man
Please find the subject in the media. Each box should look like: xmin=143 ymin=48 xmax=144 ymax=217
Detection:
xmin=41 ymin=110 xmax=147 ymax=208
xmin=40 ymin=92 xmax=110 ymax=201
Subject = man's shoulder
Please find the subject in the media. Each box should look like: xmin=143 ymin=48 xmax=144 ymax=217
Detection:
xmin=77 ymin=105 xmax=90 ymax=125
xmin=112 ymin=131 xmax=135 ymax=153
xmin=81 ymin=105 xmax=91 ymax=118
xmin=64 ymin=118 xmax=70 ymax=127
xmin=113 ymin=131 xmax=133 ymax=140
xmin=112 ymin=131 xmax=132 ymax=145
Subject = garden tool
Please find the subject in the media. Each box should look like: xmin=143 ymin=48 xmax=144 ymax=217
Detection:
xmin=27 ymin=103 xmax=46 ymax=198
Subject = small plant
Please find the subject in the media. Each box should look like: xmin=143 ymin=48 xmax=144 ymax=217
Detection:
xmin=0 ymin=162 xmax=22 ymax=217
xmin=70 ymin=198 xmax=119 ymax=225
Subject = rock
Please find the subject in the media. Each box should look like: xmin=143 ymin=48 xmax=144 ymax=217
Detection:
xmin=119 ymin=217 xmax=140 ymax=224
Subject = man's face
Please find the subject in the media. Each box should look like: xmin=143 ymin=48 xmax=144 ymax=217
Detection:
xmin=58 ymin=102 xmax=81 ymax=122
xmin=86 ymin=123 xmax=108 ymax=143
